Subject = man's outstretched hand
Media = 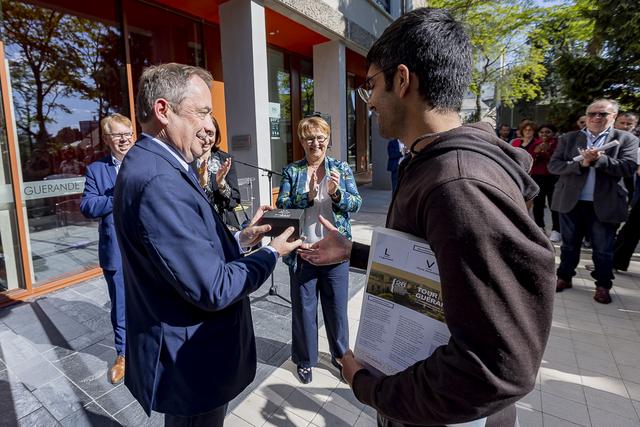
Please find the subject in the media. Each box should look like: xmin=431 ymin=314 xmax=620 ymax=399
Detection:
xmin=298 ymin=215 xmax=352 ymax=265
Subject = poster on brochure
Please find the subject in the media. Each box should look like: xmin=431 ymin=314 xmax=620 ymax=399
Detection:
xmin=354 ymin=227 xmax=450 ymax=375
xmin=353 ymin=227 xmax=487 ymax=427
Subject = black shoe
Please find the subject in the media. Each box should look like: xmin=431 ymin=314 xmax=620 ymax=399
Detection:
xmin=297 ymin=366 xmax=312 ymax=384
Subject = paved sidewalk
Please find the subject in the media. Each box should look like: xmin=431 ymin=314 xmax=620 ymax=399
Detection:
xmin=1 ymin=185 xmax=640 ymax=426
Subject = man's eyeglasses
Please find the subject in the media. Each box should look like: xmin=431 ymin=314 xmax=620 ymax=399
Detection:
xmin=356 ymin=66 xmax=396 ymax=104
xmin=304 ymin=135 xmax=327 ymax=145
xmin=587 ymin=112 xmax=612 ymax=118
xmin=105 ymin=132 xmax=133 ymax=140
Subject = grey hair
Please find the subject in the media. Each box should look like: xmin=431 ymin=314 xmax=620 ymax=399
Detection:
xmin=587 ymin=98 xmax=620 ymax=114
xmin=136 ymin=63 xmax=213 ymax=124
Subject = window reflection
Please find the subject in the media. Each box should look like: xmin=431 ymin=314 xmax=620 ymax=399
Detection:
xmin=3 ymin=0 xmax=126 ymax=285
xmin=267 ymin=48 xmax=292 ymax=187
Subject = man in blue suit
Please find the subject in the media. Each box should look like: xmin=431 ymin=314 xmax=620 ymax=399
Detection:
xmin=113 ymin=63 xmax=302 ymax=426
xmin=80 ymin=113 xmax=134 ymax=385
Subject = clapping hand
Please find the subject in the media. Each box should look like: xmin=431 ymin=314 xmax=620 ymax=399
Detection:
xmin=216 ymin=158 xmax=232 ymax=187
xmin=328 ymin=169 xmax=340 ymax=197
xmin=579 ymin=148 xmax=602 ymax=167
xmin=308 ymin=170 xmax=319 ymax=201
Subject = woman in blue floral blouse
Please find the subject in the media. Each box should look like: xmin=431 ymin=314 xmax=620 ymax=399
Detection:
xmin=276 ymin=116 xmax=362 ymax=384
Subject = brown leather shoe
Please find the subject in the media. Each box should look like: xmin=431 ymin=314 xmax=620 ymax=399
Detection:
xmin=556 ymin=278 xmax=573 ymax=292
xmin=593 ymin=287 xmax=612 ymax=304
xmin=108 ymin=355 xmax=125 ymax=385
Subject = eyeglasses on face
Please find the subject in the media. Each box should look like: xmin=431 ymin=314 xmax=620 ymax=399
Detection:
xmin=356 ymin=65 xmax=397 ymax=104
xmin=304 ymin=135 xmax=327 ymax=144
xmin=106 ymin=132 xmax=133 ymax=140
xmin=587 ymin=111 xmax=612 ymax=118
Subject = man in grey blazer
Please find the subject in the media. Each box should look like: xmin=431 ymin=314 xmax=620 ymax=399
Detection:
xmin=549 ymin=98 xmax=639 ymax=304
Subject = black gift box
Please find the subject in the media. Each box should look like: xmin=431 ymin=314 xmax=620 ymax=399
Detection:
xmin=260 ymin=209 xmax=305 ymax=240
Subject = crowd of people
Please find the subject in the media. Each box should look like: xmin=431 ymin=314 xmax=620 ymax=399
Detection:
xmin=74 ymin=6 xmax=640 ymax=427
xmin=498 ymin=107 xmax=640 ymax=304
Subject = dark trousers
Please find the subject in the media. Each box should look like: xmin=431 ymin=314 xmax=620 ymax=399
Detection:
xmin=557 ymin=201 xmax=617 ymax=289
xmin=532 ymin=174 xmax=559 ymax=231
xmin=104 ymin=268 xmax=126 ymax=356
xmin=164 ymin=404 xmax=227 ymax=427
xmin=613 ymin=198 xmax=640 ymax=271
xmin=390 ymin=170 xmax=399 ymax=193
xmin=289 ymin=258 xmax=349 ymax=367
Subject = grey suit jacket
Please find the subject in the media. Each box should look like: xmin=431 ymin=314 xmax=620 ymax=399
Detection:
xmin=548 ymin=128 xmax=639 ymax=223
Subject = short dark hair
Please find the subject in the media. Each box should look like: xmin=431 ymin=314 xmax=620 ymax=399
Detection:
xmin=538 ymin=123 xmax=558 ymax=134
xmin=366 ymin=8 xmax=472 ymax=112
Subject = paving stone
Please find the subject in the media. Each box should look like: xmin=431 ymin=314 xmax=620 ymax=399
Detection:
xmin=113 ymin=403 xmax=164 ymax=426
xmin=42 ymin=346 xmax=77 ymax=363
xmin=32 ymin=376 xmax=92 ymax=421
xmin=52 ymin=351 xmax=115 ymax=399
xmin=256 ymin=335 xmax=289 ymax=365
xmin=16 ymin=407 xmax=60 ymax=427
xmin=59 ymin=402 xmax=120 ymax=427
xmin=0 ymin=370 xmax=43 ymax=422
xmin=96 ymin=383 xmax=136 ymax=416
xmin=0 ymin=331 xmax=40 ymax=368
xmin=12 ymin=355 xmax=62 ymax=391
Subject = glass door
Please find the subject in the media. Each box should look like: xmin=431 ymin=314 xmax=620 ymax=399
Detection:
xmin=0 ymin=42 xmax=25 ymax=292
xmin=2 ymin=0 xmax=127 ymax=285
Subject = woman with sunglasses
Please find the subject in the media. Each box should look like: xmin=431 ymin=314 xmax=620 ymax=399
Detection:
xmin=276 ymin=116 xmax=362 ymax=384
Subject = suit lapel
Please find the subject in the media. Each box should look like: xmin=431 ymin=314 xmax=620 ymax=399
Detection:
xmin=576 ymin=131 xmax=588 ymax=152
xmin=137 ymin=136 xmax=210 ymax=204
xmin=106 ymin=157 xmax=117 ymax=187
xmin=136 ymin=136 xmax=240 ymax=254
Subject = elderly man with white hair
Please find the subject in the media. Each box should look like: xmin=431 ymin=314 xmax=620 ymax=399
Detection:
xmin=549 ymin=99 xmax=639 ymax=304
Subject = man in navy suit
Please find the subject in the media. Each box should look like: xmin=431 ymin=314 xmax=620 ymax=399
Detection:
xmin=80 ymin=113 xmax=134 ymax=385
xmin=113 ymin=63 xmax=302 ymax=426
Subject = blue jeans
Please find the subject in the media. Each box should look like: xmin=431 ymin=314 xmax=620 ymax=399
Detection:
xmin=289 ymin=257 xmax=349 ymax=368
xmin=557 ymin=201 xmax=617 ymax=289
xmin=104 ymin=268 xmax=126 ymax=356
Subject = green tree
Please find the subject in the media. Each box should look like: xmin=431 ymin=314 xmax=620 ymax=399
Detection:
xmin=537 ymin=0 xmax=640 ymax=129
xmin=2 ymin=2 xmax=86 ymax=147
xmin=430 ymin=0 xmax=549 ymax=121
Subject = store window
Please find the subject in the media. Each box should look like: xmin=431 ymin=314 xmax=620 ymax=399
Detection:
xmin=300 ymin=59 xmax=314 ymax=118
xmin=347 ymin=73 xmax=357 ymax=170
xmin=125 ymin=0 xmax=204 ymax=106
xmin=267 ymin=48 xmax=292 ymax=186
xmin=2 ymin=0 xmax=127 ymax=285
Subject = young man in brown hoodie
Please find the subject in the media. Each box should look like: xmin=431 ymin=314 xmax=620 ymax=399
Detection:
xmin=299 ymin=7 xmax=556 ymax=427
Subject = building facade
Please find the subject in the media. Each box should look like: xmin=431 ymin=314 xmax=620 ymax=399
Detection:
xmin=0 ymin=0 xmax=425 ymax=304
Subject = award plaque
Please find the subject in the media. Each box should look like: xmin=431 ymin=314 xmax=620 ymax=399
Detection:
xmin=260 ymin=209 xmax=305 ymax=240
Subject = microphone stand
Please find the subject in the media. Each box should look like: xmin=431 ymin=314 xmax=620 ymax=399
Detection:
xmin=233 ymin=159 xmax=287 ymax=301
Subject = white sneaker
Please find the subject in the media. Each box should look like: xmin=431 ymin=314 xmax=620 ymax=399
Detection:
xmin=549 ymin=230 xmax=562 ymax=243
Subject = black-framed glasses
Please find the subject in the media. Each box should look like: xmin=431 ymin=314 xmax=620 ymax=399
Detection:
xmin=587 ymin=111 xmax=612 ymax=118
xmin=304 ymin=135 xmax=328 ymax=145
xmin=105 ymin=132 xmax=133 ymax=140
xmin=356 ymin=65 xmax=397 ymax=104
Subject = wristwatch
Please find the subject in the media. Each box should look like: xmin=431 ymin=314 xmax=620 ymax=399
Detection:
xmin=330 ymin=188 xmax=341 ymax=202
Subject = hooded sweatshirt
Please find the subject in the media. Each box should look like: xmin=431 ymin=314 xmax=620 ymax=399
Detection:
xmin=351 ymin=122 xmax=556 ymax=427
